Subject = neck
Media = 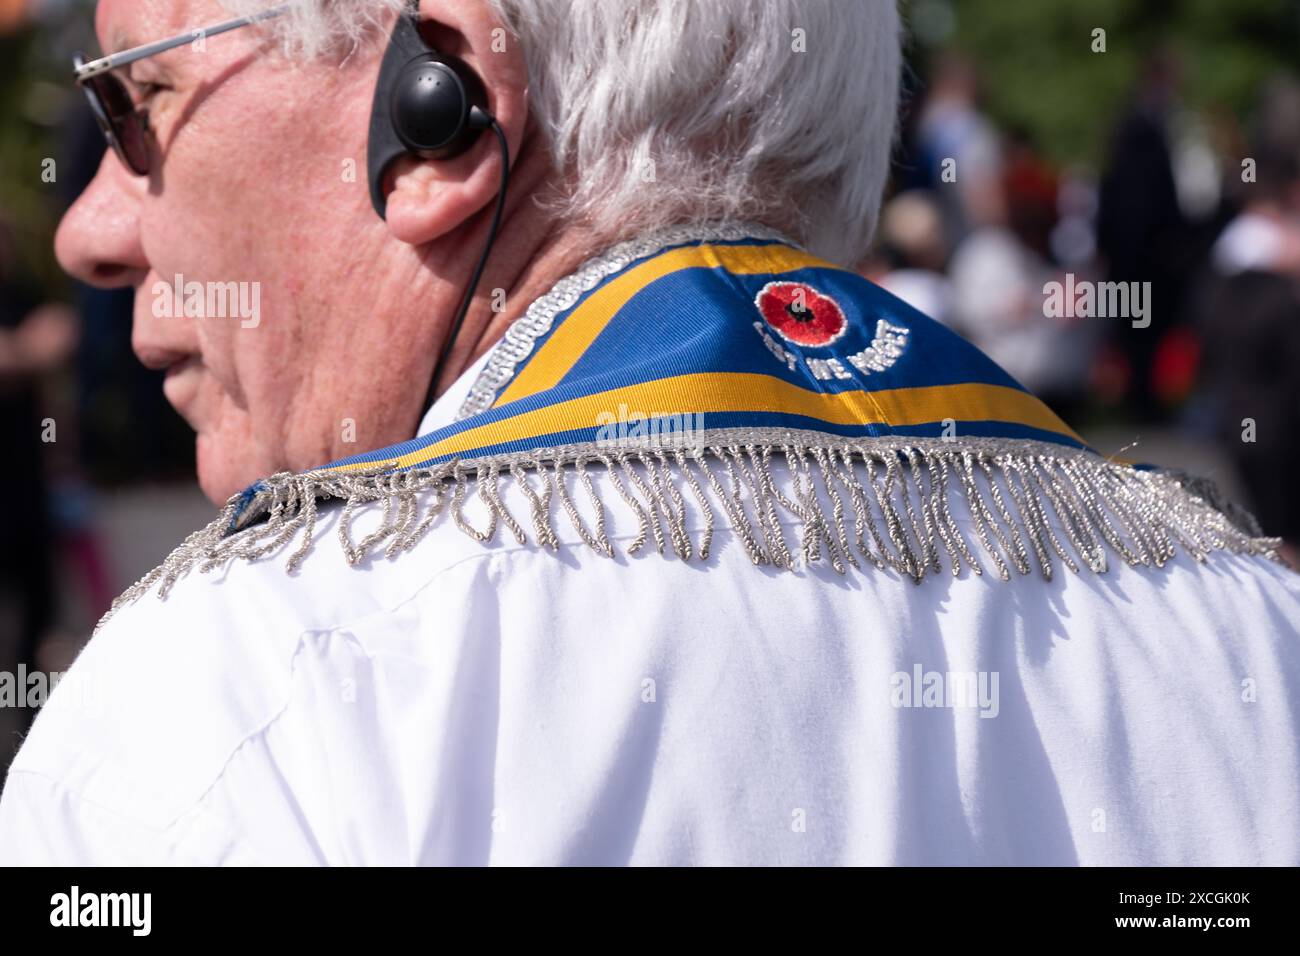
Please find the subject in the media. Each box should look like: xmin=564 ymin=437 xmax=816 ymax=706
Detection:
xmin=425 ymin=129 xmax=599 ymax=399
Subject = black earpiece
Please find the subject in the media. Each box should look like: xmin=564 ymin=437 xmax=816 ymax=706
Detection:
xmin=391 ymin=53 xmax=489 ymax=158
xmin=367 ymin=5 xmax=491 ymax=219
xmin=366 ymin=2 xmax=512 ymax=416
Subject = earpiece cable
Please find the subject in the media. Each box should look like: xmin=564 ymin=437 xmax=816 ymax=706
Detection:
xmin=422 ymin=114 xmax=510 ymax=417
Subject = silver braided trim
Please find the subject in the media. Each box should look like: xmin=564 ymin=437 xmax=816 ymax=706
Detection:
xmin=102 ymin=431 xmax=1283 ymax=624
xmin=456 ymin=221 xmax=798 ymax=420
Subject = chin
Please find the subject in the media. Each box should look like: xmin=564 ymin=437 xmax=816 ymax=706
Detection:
xmin=195 ymin=434 xmax=258 ymax=506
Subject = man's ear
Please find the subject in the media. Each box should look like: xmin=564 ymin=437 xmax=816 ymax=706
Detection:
xmin=383 ymin=0 xmax=527 ymax=245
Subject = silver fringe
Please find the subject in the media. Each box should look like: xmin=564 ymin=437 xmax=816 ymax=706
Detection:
xmin=101 ymin=432 xmax=1284 ymax=623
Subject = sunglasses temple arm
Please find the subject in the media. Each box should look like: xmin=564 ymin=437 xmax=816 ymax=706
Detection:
xmin=77 ymin=3 xmax=294 ymax=79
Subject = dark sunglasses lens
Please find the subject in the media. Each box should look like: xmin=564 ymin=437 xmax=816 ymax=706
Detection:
xmin=84 ymin=73 xmax=150 ymax=175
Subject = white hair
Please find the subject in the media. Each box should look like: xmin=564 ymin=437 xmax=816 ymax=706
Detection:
xmin=228 ymin=0 xmax=902 ymax=264
xmin=223 ymin=0 xmax=409 ymax=59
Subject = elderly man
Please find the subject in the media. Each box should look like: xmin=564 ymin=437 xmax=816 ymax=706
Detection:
xmin=0 ymin=0 xmax=1296 ymax=866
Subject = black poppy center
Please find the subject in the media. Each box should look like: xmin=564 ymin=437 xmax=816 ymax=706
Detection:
xmin=786 ymin=300 xmax=815 ymax=322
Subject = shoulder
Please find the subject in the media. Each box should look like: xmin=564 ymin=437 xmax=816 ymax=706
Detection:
xmin=0 ymin=470 xmax=652 ymax=861
xmin=4 ymin=490 xmax=502 ymax=834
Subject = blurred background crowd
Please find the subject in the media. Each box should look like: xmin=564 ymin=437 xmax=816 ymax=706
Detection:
xmin=2 ymin=0 xmax=1300 ymax=764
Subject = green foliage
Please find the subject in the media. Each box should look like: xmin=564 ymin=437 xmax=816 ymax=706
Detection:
xmin=912 ymin=0 xmax=1300 ymax=165
xmin=0 ymin=28 xmax=74 ymax=292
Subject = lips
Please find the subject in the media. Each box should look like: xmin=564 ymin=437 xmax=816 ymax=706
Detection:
xmin=755 ymin=282 xmax=848 ymax=347
xmin=161 ymin=355 xmax=203 ymax=426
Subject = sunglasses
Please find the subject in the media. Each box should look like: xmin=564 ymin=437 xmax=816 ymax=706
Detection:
xmin=72 ymin=4 xmax=292 ymax=175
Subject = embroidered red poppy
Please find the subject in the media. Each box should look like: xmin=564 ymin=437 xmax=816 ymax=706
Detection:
xmin=755 ymin=282 xmax=847 ymax=347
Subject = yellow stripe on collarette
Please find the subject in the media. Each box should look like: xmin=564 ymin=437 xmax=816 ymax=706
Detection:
xmin=492 ymin=243 xmax=843 ymax=409
xmin=330 ymin=373 xmax=1083 ymax=474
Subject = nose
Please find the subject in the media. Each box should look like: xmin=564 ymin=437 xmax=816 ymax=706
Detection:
xmin=55 ymin=150 xmax=150 ymax=289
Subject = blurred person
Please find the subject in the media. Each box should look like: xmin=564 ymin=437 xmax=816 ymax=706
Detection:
xmin=1198 ymin=270 xmax=1300 ymax=563
xmin=1096 ymin=50 xmax=1202 ymax=421
xmin=913 ymin=51 xmax=1003 ymax=243
xmin=1049 ymin=167 xmax=1099 ymax=271
xmin=0 ymin=0 xmax=1297 ymax=868
xmin=946 ymin=226 xmax=1094 ymax=420
xmin=1200 ymin=146 xmax=1300 ymax=561
xmin=1212 ymin=148 xmax=1300 ymax=277
xmin=1243 ymin=76 xmax=1300 ymax=184
xmin=866 ymin=189 xmax=952 ymax=325
xmin=945 ymin=133 xmax=1097 ymax=421
xmin=1001 ymin=126 xmax=1058 ymax=262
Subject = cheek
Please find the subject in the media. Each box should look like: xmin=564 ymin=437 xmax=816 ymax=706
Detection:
xmin=195 ymin=416 xmax=251 ymax=502
xmin=143 ymin=88 xmax=309 ymax=279
xmin=135 ymin=66 xmax=384 ymax=498
xmin=192 ymin=352 xmax=304 ymax=503
xmin=195 ymin=418 xmax=291 ymax=504
xmin=199 ymin=312 xmax=305 ymax=428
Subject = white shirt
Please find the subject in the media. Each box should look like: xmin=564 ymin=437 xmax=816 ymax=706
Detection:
xmin=2 ymin=354 xmax=1299 ymax=865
